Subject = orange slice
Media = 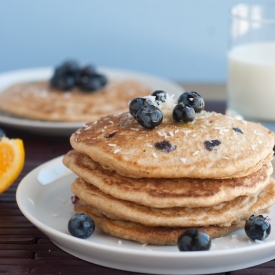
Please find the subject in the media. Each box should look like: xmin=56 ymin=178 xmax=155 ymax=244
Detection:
xmin=0 ymin=137 xmax=25 ymax=193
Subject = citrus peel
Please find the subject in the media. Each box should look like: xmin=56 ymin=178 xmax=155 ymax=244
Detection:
xmin=0 ymin=137 xmax=25 ymax=193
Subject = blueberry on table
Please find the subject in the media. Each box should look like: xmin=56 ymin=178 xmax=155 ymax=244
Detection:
xmin=151 ymin=90 xmax=168 ymax=102
xmin=136 ymin=105 xmax=163 ymax=129
xmin=245 ymin=215 xmax=271 ymax=241
xmin=177 ymin=229 xmax=211 ymax=251
xmin=68 ymin=213 xmax=95 ymax=239
xmin=173 ymin=103 xmax=195 ymax=123
xmin=129 ymin=97 xmax=153 ymax=118
xmin=178 ymin=91 xmax=205 ymax=113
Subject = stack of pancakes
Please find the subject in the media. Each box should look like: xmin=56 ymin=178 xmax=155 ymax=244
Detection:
xmin=63 ymin=110 xmax=275 ymax=245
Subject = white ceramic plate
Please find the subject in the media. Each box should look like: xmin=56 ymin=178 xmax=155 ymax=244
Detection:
xmin=16 ymin=156 xmax=275 ymax=275
xmin=0 ymin=67 xmax=184 ymax=136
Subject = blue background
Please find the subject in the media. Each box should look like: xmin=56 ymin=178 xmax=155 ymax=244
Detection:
xmin=0 ymin=0 xmax=254 ymax=83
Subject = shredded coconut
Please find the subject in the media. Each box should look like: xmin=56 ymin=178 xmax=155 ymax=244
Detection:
xmin=169 ymin=131 xmax=174 ymax=137
xmin=251 ymin=145 xmax=257 ymax=150
xmin=114 ymin=149 xmax=120 ymax=154
xmin=192 ymin=151 xmax=200 ymax=156
xmin=108 ymin=144 xmax=116 ymax=147
xmin=254 ymin=130 xmax=264 ymax=136
xmin=180 ymin=158 xmax=186 ymax=163
xmin=152 ymin=152 xmax=158 ymax=158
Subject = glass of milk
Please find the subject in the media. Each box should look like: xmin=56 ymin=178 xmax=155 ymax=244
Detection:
xmin=227 ymin=3 xmax=275 ymax=130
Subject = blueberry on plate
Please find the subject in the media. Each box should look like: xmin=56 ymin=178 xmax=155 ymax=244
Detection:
xmin=129 ymin=97 xmax=153 ymax=118
xmin=78 ymin=73 xmax=107 ymax=91
xmin=68 ymin=213 xmax=95 ymax=239
xmin=245 ymin=215 xmax=271 ymax=241
xmin=178 ymin=91 xmax=205 ymax=113
xmin=151 ymin=90 xmax=167 ymax=102
xmin=177 ymin=228 xmax=211 ymax=251
xmin=136 ymin=105 xmax=163 ymax=129
xmin=173 ymin=103 xmax=195 ymax=123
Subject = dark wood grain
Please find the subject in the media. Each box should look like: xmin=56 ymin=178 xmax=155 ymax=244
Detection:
xmin=0 ymin=100 xmax=274 ymax=275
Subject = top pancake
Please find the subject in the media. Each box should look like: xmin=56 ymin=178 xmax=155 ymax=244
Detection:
xmin=70 ymin=111 xmax=274 ymax=179
xmin=0 ymin=80 xmax=151 ymax=122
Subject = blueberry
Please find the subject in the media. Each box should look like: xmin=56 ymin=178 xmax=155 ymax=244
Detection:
xmin=78 ymin=73 xmax=107 ymax=91
xmin=233 ymin=127 xmax=244 ymax=134
xmin=204 ymin=139 xmax=221 ymax=151
xmin=154 ymin=140 xmax=176 ymax=153
xmin=173 ymin=103 xmax=195 ymax=123
xmin=68 ymin=213 xmax=95 ymax=239
xmin=79 ymin=65 xmax=96 ymax=76
xmin=178 ymin=91 xmax=205 ymax=113
xmin=50 ymin=60 xmax=80 ymax=90
xmin=151 ymin=90 xmax=167 ymax=102
xmin=177 ymin=229 xmax=211 ymax=251
xmin=50 ymin=75 xmax=76 ymax=90
xmin=245 ymin=215 xmax=271 ymax=241
xmin=136 ymin=105 xmax=163 ymax=129
xmin=129 ymin=97 xmax=153 ymax=118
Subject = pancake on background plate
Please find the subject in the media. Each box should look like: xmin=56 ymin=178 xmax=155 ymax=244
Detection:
xmin=0 ymin=60 xmax=155 ymax=122
xmin=64 ymin=91 xmax=275 ymax=245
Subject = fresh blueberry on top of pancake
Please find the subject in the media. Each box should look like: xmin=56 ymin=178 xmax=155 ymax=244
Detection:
xmin=78 ymin=73 xmax=108 ymax=91
xmin=50 ymin=60 xmax=108 ymax=92
xmin=151 ymin=90 xmax=167 ymax=102
xmin=129 ymin=97 xmax=154 ymax=118
xmin=136 ymin=105 xmax=163 ymax=129
xmin=50 ymin=60 xmax=79 ymax=90
xmin=178 ymin=91 xmax=205 ymax=113
xmin=172 ymin=103 xmax=195 ymax=123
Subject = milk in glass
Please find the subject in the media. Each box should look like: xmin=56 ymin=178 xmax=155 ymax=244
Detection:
xmin=227 ymin=42 xmax=275 ymax=121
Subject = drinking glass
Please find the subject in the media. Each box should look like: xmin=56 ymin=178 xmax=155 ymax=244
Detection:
xmin=226 ymin=3 xmax=275 ymax=131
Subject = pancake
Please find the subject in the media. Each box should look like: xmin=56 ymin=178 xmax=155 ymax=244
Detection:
xmin=63 ymin=150 xmax=273 ymax=208
xmin=70 ymin=111 xmax=274 ymax=179
xmin=71 ymin=177 xmax=275 ymax=228
xmin=74 ymin=203 xmax=245 ymax=245
xmin=0 ymin=80 xmax=151 ymax=122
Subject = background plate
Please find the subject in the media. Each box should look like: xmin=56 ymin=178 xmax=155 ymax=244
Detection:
xmin=0 ymin=67 xmax=184 ymax=136
xmin=16 ymin=156 xmax=275 ymax=275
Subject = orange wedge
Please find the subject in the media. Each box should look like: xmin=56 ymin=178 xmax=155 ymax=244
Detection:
xmin=0 ymin=137 xmax=25 ymax=193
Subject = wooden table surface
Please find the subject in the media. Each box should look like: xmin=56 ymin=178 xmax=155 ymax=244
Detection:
xmin=1 ymin=94 xmax=275 ymax=275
